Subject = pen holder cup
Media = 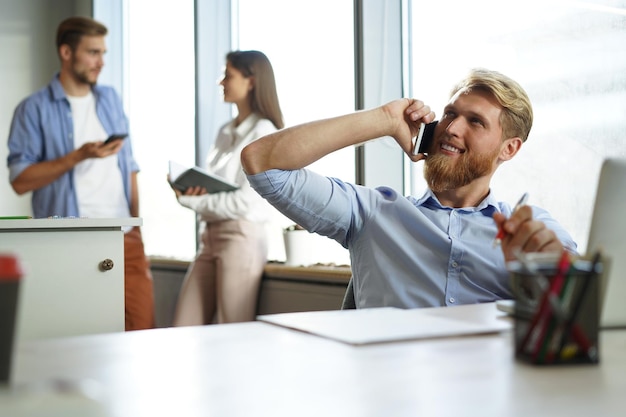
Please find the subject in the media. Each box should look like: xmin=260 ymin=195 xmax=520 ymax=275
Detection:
xmin=508 ymin=252 xmax=604 ymax=366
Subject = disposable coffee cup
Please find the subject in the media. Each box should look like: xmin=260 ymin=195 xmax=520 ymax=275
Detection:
xmin=0 ymin=253 xmax=24 ymax=384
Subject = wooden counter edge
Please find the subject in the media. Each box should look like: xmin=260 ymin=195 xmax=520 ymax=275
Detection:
xmin=150 ymin=257 xmax=352 ymax=285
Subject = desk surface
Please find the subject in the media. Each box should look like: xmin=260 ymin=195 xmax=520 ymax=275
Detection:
xmin=6 ymin=303 xmax=626 ymax=417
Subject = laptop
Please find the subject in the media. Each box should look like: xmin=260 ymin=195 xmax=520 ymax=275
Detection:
xmin=499 ymin=158 xmax=626 ymax=328
xmin=586 ymin=157 xmax=626 ymax=328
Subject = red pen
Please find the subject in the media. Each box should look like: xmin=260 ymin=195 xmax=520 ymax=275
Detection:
xmin=493 ymin=192 xmax=529 ymax=247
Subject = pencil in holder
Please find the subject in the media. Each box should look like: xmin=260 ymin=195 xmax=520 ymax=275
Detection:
xmin=507 ymin=251 xmax=604 ymax=365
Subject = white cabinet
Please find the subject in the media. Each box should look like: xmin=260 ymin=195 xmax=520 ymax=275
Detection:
xmin=0 ymin=218 xmax=141 ymax=342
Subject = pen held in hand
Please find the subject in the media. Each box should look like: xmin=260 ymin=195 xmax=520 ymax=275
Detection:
xmin=493 ymin=192 xmax=529 ymax=247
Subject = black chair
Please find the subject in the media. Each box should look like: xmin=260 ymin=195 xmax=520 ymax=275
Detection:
xmin=341 ymin=276 xmax=356 ymax=309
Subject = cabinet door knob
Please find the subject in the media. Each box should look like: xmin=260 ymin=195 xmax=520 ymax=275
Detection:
xmin=100 ymin=259 xmax=114 ymax=271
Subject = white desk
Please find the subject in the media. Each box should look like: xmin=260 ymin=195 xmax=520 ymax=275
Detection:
xmin=4 ymin=303 xmax=626 ymax=417
xmin=0 ymin=218 xmax=141 ymax=341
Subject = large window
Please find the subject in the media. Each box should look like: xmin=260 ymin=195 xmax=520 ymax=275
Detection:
xmin=128 ymin=0 xmax=354 ymax=264
xmin=127 ymin=0 xmax=197 ymax=260
xmin=233 ymin=0 xmax=355 ymax=264
xmin=236 ymin=0 xmax=355 ymax=180
xmin=409 ymin=0 xmax=626 ymax=253
xmin=125 ymin=1 xmax=624 ymax=262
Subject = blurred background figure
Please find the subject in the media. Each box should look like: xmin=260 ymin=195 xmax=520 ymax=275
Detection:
xmin=171 ymin=50 xmax=284 ymax=325
xmin=6 ymin=16 xmax=154 ymax=331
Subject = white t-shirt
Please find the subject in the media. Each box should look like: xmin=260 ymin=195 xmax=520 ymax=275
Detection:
xmin=67 ymin=92 xmax=130 ymax=219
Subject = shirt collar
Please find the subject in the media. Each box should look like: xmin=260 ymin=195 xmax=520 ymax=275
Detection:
xmin=49 ymin=73 xmax=103 ymax=102
xmin=49 ymin=74 xmax=66 ymax=101
xmin=416 ymin=188 xmax=500 ymax=215
xmin=227 ymin=113 xmax=262 ymax=142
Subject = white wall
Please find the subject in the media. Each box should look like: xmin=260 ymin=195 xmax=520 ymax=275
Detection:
xmin=0 ymin=0 xmax=91 ymax=217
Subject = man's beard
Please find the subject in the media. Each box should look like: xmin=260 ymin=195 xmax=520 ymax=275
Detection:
xmin=424 ymin=145 xmax=499 ymax=192
xmin=73 ymin=69 xmax=97 ymax=86
xmin=71 ymin=60 xmax=97 ymax=86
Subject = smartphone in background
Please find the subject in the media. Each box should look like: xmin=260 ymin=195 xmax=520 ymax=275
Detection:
xmin=103 ymin=133 xmax=128 ymax=145
xmin=412 ymin=121 xmax=438 ymax=155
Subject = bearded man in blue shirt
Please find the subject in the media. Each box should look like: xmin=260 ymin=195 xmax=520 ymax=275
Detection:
xmin=241 ymin=68 xmax=576 ymax=309
xmin=7 ymin=16 xmax=154 ymax=330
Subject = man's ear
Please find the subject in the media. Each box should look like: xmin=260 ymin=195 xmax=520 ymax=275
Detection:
xmin=59 ymin=44 xmax=72 ymax=62
xmin=499 ymin=137 xmax=523 ymax=161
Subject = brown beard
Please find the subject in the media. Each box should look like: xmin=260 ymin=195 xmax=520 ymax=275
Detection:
xmin=70 ymin=56 xmax=97 ymax=86
xmin=424 ymin=146 xmax=499 ymax=192
xmin=74 ymin=72 xmax=96 ymax=86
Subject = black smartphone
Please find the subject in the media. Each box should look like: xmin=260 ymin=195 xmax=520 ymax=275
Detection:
xmin=412 ymin=121 xmax=438 ymax=155
xmin=103 ymin=133 xmax=128 ymax=145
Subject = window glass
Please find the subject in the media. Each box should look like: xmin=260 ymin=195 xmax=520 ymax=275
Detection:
xmin=236 ymin=0 xmax=355 ymax=264
xmin=127 ymin=0 xmax=197 ymax=260
xmin=127 ymin=0 xmax=355 ymax=264
xmin=409 ymin=0 xmax=626 ymax=253
xmin=236 ymin=0 xmax=355 ymax=180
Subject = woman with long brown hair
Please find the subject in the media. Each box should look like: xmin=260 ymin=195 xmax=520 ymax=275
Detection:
xmin=171 ymin=50 xmax=284 ymax=325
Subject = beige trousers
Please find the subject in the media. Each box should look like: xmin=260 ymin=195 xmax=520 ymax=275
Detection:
xmin=173 ymin=219 xmax=268 ymax=326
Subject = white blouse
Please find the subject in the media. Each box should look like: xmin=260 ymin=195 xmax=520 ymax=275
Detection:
xmin=177 ymin=113 xmax=278 ymax=223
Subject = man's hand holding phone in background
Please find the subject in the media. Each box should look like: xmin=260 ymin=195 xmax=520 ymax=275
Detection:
xmin=74 ymin=133 xmax=128 ymax=161
xmin=98 ymin=133 xmax=127 ymax=153
xmin=103 ymin=133 xmax=128 ymax=145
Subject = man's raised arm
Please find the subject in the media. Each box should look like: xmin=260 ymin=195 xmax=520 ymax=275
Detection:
xmin=241 ymin=99 xmax=434 ymax=175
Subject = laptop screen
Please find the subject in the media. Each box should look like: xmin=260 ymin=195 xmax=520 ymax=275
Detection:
xmin=586 ymin=157 xmax=626 ymax=328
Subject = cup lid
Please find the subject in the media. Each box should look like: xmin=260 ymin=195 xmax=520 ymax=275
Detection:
xmin=0 ymin=254 xmax=24 ymax=281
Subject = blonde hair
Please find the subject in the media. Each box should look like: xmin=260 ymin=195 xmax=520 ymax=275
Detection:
xmin=450 ymin=68 xmax=533 ymax=142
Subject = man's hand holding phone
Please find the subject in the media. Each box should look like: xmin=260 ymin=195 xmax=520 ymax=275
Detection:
xmin=77 ymin=133 xmax=127 ymax=160
xmin=103 ymin=133 xmax=128 ymax=145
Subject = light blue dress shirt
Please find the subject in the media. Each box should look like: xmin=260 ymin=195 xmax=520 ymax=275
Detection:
xmin=247 ymin=168 xmax=577 ymax=309
xmin=7 ymin=74 xmax=138 ymax=218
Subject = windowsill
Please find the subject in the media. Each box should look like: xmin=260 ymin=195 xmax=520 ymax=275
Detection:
xmin=263 ymin=261 xmax=352 ymax=285
xmin=149 ymin=256 xmax=191 ymax=271
xmin=149 ymin=257 xmax=352 ymax=285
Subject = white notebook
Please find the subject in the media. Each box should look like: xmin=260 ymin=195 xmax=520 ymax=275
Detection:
xmin=258 ymin=303 xmax=511 ymax=345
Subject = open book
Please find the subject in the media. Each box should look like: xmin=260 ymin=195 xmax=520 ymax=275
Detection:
xmin=168 ymin=160 xmax=239 ymax=193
